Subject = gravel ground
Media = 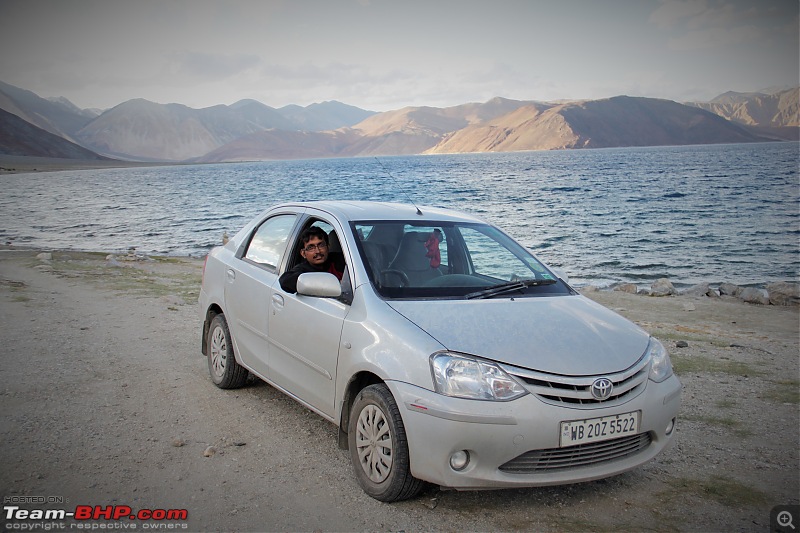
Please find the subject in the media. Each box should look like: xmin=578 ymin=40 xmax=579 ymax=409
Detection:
xmin=0 ymin=249 xmax=797 ymax=532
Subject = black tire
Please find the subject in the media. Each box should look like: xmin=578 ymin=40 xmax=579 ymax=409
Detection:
xmin=206 ymin=313 xmax=248 ymax=389
xmin=348 ymin=384 xmax=425 ymax=502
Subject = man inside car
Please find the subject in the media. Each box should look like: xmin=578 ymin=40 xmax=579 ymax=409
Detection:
xmin=278 ymin=227 xmax=344 ymax=293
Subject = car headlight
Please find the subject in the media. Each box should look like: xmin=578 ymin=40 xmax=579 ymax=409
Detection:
xmin=646 ymin=338 xmax=673 ymax=382
xmin=430 ymin=352 xmax=528 ymax=401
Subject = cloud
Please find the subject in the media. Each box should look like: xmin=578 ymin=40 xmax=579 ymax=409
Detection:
xmin=163 ymin=51 xmax=262 ymax=81
xmin=650 ymin=0 xmax=796 ymax=51
xmin=669 ymin=23 xmax=763 ymax=50
xmin=1 ymin=0 xmax=795 ymax=111
xmin=649 ymin=0 xmax=708 ymax=28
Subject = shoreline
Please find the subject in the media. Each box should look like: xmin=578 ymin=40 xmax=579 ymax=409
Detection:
xmin=0 ymin=154 xmax=185 ymax=175
xmin=2 ymin=142 xmax=798 ymax=175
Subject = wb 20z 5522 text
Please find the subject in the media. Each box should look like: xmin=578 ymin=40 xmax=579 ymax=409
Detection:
xmin=560 ymin=411 xmax=640 ymax=446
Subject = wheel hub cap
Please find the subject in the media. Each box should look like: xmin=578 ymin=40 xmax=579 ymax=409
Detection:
xmin=209 ymin=326 xmax=227 ymax=378
xmin=355 ymin=404 xmax=393 ymax=483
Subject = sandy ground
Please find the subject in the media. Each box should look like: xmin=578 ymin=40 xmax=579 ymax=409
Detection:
xmin=0 ymin=249 xmax=797 ymax=532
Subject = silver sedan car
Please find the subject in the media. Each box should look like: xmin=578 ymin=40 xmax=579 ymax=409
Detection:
xmin=199 ymin=201 xmax=681 ymax=502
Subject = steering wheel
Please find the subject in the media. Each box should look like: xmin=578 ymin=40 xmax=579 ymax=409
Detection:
xmin=381 ymin=269 xmax=410 ymax=287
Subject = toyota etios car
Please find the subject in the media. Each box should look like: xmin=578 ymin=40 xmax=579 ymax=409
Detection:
xmin=199 ymin=201 xmax=681 ymax=502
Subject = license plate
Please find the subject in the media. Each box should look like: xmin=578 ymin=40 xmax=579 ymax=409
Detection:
xmin=560 ymin=411 xmax=640 ymax=447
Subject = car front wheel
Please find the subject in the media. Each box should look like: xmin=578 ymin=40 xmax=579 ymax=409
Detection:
xmin=348 ymin=384 xmax=424 ymax=502
xmin=207 ymin=313 xmax=248 ymax=389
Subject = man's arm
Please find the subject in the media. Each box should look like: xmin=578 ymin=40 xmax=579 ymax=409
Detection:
xmin=278 ymin=261 xmax=311 ymax=293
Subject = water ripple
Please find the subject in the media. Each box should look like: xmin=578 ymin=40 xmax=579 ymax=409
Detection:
xmin=0 ymin=143 xmax=797 ymax=288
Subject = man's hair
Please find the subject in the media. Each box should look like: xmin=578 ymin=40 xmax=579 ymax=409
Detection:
xmin=300 ymin=226 xmax=328 ymax=246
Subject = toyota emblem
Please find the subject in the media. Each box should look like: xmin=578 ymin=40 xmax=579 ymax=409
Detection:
xmin=591 ymin=378 xmax=614 ymax=400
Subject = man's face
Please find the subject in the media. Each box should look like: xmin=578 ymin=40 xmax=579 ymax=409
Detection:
xmin=300 ymin=236 xmax=328 ymax=266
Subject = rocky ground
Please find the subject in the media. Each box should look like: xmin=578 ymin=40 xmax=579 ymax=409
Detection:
xmin=0 ymin=249 xmax=797 ymax=532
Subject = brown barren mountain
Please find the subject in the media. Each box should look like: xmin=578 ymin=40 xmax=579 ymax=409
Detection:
xmin=196 ymin=129 xmax=361 ymax=162
xmin=0 ymin=108 xmax=110 ymax=160
xmin=76 ymin=99 xmax=265 ymax=161
xmin=427 ymin=102 xmax=572 ymax=152
xmin=341 ymin=98 xmax=536 ymax=156
xmin=1 ymin=79 xmax=796 ymax=163
xmin=425 ymin=96 xmax=766 ymax=154
xmin=691 ymin=88 xmax=799 ymax=126
xmin=0 ymin=80 xmax=93 ymax=143
xmin=73 ymin=98 xmax=372 ymax=161
xmin=689 ymin=88 xmax=799 ymax=141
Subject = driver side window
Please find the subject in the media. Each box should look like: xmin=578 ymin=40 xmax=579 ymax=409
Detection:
xmin=289 ymin=218 xmax=352 ymax=302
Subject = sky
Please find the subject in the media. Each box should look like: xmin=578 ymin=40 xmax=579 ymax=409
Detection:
xmin=0 ymin=0 xmax=797 ymax=112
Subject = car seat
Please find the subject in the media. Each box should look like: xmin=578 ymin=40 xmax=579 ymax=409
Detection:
xmin=386 ymin=232 xmax=443 ymax=286
xmin=327 ymin=230 xmax=346 ymax=273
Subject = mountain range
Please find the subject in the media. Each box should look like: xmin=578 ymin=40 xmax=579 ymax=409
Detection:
xmin=0 ymin=79 xmax=796 ymax=163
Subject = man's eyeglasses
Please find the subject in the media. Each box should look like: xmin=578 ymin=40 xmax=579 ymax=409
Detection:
xmin=303 ymin=242 xmax=328 ymax=253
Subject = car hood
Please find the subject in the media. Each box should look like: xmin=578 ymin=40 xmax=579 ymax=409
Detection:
xmin=387 ymin=295 xmax=650 ymax=376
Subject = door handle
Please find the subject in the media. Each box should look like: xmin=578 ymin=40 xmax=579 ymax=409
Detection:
xmin=271 ymin=293 xmax=285 ymax=311
xmin=226 ymin=269 xmax=236 ymax=281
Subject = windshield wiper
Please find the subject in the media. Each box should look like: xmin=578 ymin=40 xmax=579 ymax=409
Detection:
xmin=465 ymin=278 xmax=557 ymax=300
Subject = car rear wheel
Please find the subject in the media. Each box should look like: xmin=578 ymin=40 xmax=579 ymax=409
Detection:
xmin=348 ymin=384 xmax=425 ymax=502
xmin=207 ymin=313 xmax=248 ymax=389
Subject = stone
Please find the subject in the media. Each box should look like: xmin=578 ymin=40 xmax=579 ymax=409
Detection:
xmin=766 ymin=282 xmax=800 ymax=306
xmin=650 ymin=278 xmax=675 ymax=297
xmin=739 ymin=287 xmax=769 ymax=305
xmin=681 ymin=283 xmax=710 ymax=297
xmin=614 ymin=283 xmax=638 ymax=294
xmin=676 ymin=340 xmax=689 ymax=348
xmin=36 ymin=252 xmax=52 ymax=261
xmin=719 ymin=283 xmax=741 ymax=296
xmin=203 ymin=445 xmax=217 ymax=457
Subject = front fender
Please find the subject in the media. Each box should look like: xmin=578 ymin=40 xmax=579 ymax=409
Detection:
xmin=334 ymin=286 xmax=444 ymax=428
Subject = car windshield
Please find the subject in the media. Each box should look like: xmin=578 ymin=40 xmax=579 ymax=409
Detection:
xmin=352 ymin=221 xmax=570 ymax=299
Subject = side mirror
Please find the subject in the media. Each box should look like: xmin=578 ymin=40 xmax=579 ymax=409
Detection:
xmin=297 ymin=272 xmax=342 ymax=298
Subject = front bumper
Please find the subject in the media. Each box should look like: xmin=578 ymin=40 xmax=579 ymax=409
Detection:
xmin=387 ymin=374 xmax=681 ymax=489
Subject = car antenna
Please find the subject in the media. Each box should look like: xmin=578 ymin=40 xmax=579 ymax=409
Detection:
xmin=374 ymin=157 xmax=423 ymax=215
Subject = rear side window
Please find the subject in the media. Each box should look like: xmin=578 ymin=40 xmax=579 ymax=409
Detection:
xmin=244 ymin=214 xmax=297 ymax=271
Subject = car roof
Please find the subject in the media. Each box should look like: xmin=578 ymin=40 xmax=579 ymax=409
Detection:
xmin=273 ymin=201 xmax=486 ymax=224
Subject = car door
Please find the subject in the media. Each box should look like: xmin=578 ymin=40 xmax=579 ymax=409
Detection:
xmin=224 ymin=212 xmax=299 ymax=379
xmin=267 ymin=217 xmax=350 ymax=419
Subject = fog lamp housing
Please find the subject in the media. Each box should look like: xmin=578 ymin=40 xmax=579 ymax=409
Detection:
xmin=449 ymin=450 xmax=470 ymax=471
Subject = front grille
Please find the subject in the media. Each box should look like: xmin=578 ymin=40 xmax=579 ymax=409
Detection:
xmin=499 ymin=432 xmax=652 ymax=473
xmin=503 ymin=354 xmax=650 ymax=407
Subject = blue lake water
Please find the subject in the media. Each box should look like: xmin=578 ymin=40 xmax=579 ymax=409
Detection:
xmin=1 ymin=142 xmax=797 ymax=288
